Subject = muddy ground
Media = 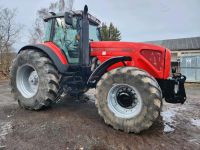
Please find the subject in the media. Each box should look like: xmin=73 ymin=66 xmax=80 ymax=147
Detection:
xmin=0 ymin=80 xmax=200 ymax=150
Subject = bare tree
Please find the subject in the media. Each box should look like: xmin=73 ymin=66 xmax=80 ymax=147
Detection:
xmin=65 ymin=0 xmax=74 ymax=11
xmin=59 ymin=0 xmax=65 ymax=12
xmin=0 ymin=8 xmax=20 ymax=51
xmin=29 ymin=18 xmax=44 ymax=44
xmin=0 ymin=7 xmax=21 ymax=73
xmin=29 ymin=0 xmax=75 ymax=44
xmin=58 ymin=0 xmax=75 ymax=12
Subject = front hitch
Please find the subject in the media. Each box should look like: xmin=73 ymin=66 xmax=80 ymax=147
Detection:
xmin=159 ymin=73 xmax=187 ymax=104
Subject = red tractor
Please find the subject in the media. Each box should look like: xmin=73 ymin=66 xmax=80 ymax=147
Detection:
xmin=10 ymin=6 xmax=186 ymax=133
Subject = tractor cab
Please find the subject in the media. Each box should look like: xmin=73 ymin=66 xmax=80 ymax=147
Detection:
xmin=43 ymin=8 xmax=101 ymax=65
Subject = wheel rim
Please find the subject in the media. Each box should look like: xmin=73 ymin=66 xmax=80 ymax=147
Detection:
xmin=16 ymin=65 xmax=39 ymax=98
xmin=107 ymin=84 xmax=142 ymax=119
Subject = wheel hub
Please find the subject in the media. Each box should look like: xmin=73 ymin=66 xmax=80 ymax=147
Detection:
xmin=116 ymin=88 xmax=138 ymax=109
xmin=16 ymin=65 xmax=39 ymax=98
xmin=28 ymin=71 xmax=38 ymax=86
xmin=107 ymin=84 xmax=142 ymax=119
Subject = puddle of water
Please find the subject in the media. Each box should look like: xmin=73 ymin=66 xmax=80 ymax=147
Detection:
xmin=161 ymin=109 xmax=176 ymax=133
xmin=163 ymin=123 xmax=175 ymax=133
xmin=190 ymin=119 xmax=200 ymax=127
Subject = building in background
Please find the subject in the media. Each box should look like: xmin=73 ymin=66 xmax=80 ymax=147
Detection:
xmin=147 ymin=37 xmax=200 ymax=82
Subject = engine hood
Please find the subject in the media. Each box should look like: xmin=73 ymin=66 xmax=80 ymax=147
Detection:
xmin=90 ymin=41 xmax=165 ymax=51
xmin=89 ymin=41 xmax=171 ymax=80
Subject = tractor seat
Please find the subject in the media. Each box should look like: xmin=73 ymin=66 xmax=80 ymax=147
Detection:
xmin=68 ymin=50 xmax=79 ymax=58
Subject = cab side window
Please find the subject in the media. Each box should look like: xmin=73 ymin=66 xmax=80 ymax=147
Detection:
xmin=53 ymin=17 xmax=80 ymax=64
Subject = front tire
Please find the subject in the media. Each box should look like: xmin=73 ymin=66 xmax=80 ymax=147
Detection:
xmin=10 ymin=50 xmax=60 ymax=110
xmin=96 ymin=67 xmax=162 ymax=133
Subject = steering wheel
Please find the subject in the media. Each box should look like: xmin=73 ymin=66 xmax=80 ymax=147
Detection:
xmin=64 ymin=39 xmax=79 ymax=56
xmin=65 ymin=40 xmax=73 ymax=49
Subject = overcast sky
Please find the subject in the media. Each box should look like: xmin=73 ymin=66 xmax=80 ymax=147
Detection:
xmin=1 ymin=0 xmax=200 ymax=50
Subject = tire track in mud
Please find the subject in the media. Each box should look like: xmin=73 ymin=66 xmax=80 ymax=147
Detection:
xmin=0 ymin=121 xmax=13 ymax=149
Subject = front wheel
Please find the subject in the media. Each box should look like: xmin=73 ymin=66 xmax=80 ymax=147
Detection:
xmin=10 ymin=50 xmax=60 ymax=110
xmin=95 ymin=67 xmax=162 ymax=133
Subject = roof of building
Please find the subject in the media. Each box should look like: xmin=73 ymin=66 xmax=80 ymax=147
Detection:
xmin=146 ymin=36 xmax=200 ymax=51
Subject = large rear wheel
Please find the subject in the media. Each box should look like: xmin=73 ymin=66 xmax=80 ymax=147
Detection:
xmin=10 ymin=50 xmax=60 ymax=110
xmin=96 ymin=67 xmax=162 ymax=133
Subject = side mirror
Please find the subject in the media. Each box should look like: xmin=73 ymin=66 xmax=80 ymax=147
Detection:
xmin=64 ymin=12 xmax=72 ymax=25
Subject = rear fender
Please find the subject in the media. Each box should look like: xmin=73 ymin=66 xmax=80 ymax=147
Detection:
xmin=19 ymin=43 xmax=68 ymax=73
xmin=87 ymin=56 xmax=132 ymax=87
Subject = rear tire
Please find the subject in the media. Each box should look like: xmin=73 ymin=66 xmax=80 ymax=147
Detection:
xmin=10 ymin=50 xmax=60 ymax=110
xmin=96 ymin=67 xmax=162 ymax=133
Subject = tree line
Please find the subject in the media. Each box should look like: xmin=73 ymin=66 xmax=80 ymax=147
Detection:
xmin=0 ymin=7 xmax=21 ymax=77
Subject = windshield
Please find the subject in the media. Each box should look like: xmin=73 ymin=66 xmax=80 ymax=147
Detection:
xmin=53 ymin=17 xmax=80 ymax=64
xmin=89 ymin=24 xmax=101 ymax=41
xmin=44 ymin=19 xmax=52 ymax=41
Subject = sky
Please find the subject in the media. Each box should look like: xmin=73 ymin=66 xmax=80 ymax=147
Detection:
xmin=1 ymin=0 xmax=200 ymax=50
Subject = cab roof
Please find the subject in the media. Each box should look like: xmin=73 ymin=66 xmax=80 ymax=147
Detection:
xmin=44 ymin=10 xmax=101 ymax=26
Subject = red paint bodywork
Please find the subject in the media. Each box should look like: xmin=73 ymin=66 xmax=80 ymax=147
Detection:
xmin=42 ymin=42 xmax=68 ymax=64
xmin=42 ymin=41 xmax=171 ymax=80
xmin=90 ymin=41 xmax=171 ymax=79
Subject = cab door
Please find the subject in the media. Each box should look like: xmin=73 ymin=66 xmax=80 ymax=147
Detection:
xmin=52 ymin=17 xmax=81 ymax=64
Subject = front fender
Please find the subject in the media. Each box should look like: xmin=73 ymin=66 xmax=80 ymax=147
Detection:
xmin=87 ymin=56 xmax=132 ymax=87
xmin=19 ymin=43 xmax=68 ymax=73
